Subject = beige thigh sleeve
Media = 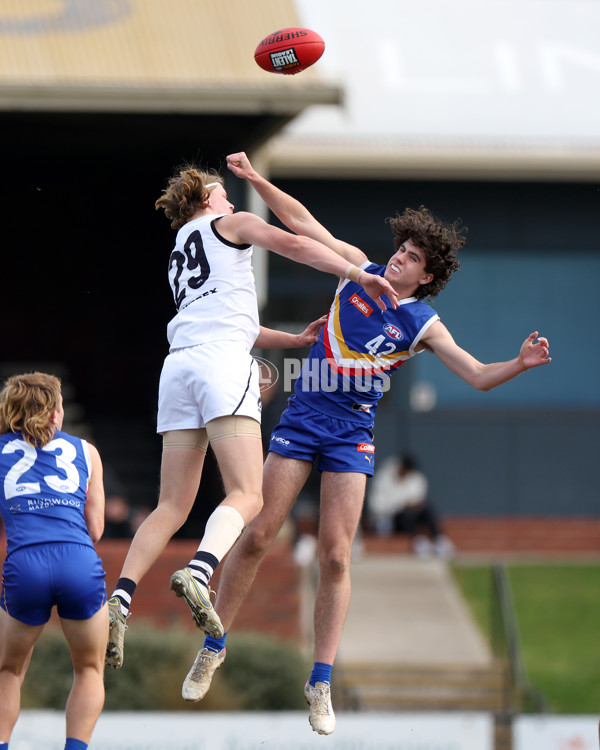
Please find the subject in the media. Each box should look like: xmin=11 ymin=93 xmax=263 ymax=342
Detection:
xmin=162 ymin=428 xmax=209 ymax=453
xmin=206 ymin=415 xmax=261 ymax=443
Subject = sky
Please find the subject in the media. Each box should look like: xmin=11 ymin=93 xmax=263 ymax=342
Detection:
xmin=289 ymin=0 xmax=600 ymax=143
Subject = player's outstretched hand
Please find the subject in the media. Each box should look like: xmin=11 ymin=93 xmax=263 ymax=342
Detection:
xmin=295 ymin=315 xmax=328 ymax=347
xmin=226 ymin=152 xmax=255 ymax=180
xmin=359 ymin=271 xmax=399 ymax=310
xmin=519 ymin=331 xmax=551 ymax=370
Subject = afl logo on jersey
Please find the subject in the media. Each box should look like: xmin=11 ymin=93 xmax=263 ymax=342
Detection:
xmin=383 ymin=323 xmax=403 ymax=341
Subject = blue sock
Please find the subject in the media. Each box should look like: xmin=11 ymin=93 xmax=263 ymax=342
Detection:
xmin=204 ymin=633 xmax=227 ymax=652
xmin=65 ymin=739 xmax=88 ymax=750
xmin=309 ymin=661 xmax=332 ymax=686
xmin=0 ymin=742 xmax=9 ymax=749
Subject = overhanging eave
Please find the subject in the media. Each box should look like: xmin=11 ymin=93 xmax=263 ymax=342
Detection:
xmin=0 ymin=82 xmax=344 ymax=115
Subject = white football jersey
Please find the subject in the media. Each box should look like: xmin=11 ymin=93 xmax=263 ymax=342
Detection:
xmin=166 ymin=214 xmax=260 ymax=351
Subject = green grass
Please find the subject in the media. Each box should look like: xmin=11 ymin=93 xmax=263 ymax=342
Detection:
xmin=452 ymin=562 xmax=600 ymax=714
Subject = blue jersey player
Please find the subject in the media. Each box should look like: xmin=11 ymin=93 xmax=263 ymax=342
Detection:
xmin=178 ymin=152 xmax=552 ymax=735
xmin=0 ymin=372 xmax=107 ymax=750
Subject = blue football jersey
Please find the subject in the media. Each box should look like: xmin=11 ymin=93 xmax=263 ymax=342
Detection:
xmin=0 ymin=430 xmax=94 ymax=555
xmin=294 ymin=263 xmax=439 ymax=422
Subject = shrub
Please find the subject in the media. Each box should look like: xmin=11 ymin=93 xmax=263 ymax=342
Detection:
xmin=21 ymin=625 xmax=309 ymax=712
xmin=223 ymin=632 xmax=309 ymax=710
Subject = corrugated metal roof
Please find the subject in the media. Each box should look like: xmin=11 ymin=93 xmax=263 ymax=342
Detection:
xmin=0 ymin=0 xmax=342 ymax=112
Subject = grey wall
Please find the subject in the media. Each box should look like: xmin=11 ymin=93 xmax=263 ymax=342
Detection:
xmin=378 ymin=407 xmax=600 ymax=517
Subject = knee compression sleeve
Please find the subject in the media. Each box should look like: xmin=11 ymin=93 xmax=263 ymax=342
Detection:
xmin=162 ymin=428 xmax=209 ymax=453
xmin=206 ymin=415 xmax=261 ymax=443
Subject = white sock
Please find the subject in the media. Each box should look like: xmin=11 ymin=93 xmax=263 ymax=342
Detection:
xmin=197 ymin=505 xmax=245 ymax=561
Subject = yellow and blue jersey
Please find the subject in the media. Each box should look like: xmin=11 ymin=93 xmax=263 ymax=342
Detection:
xmin=294 ymin=262 xmax=439 ymax=424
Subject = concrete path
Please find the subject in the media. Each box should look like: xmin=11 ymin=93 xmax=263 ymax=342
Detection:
xmin=337 ymin=555 xmax=492 ymax=667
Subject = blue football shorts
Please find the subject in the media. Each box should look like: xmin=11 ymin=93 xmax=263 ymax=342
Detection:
xmin=269 ymin=396 xmax=376 ymax=475
xmin=1 ymin=542 xmax=107 ymax=626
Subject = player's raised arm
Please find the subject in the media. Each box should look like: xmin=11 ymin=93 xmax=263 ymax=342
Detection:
xmin=421 ymin=322 xmax=551 ymax=391
xmin=219 ymin=211 xmax=397 ymax=311
xmin=226 ymin=151 xmax=365 ymax=266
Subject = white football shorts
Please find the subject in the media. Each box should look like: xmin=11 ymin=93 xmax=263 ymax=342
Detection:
xmin=156 ymin=341 xmax=262 ymax=433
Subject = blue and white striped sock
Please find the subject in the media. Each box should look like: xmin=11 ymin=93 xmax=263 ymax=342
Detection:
xmin=111 ymin=577 xmax=137 ymax=616
xmin=187 ymin=552 xmax=219 ymax=588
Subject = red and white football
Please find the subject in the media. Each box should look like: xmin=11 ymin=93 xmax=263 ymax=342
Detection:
xmin=254 ymin=27 xmax=325 ymax=75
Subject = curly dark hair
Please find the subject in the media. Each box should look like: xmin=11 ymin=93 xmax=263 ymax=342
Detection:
xmin=387 ymin=206 xmax=465 ymax=299
xmin=155 ymin=164 xmax=224 ymax=231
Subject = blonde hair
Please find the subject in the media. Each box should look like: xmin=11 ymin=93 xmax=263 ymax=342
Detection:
xmin=155 ymin=165 xmax=224 ymax=231
xmin=0 ymin=372 xmax=62 ymax=447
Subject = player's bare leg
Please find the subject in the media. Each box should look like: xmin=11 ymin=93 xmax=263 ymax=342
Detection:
xmin=208 ymin=431 xmax=265 ymax=531
xmin=106 ymin=446 xmax=206 ymax=667
xmin=305 ymin=471 xmax=366 ymax=735
xmin=314 ymin=471 xmax=366 ymax=664
xmin=61 ymin=604 xmax=108 ymax=745
xmin=214 ymin=453 xmax=312 ymax=631
xmin=120 ymin=446 xmax=206 ymax=583
xmin=181 ymin=453 xmax=311 ymax=701
xmin=0 ymin=609 xmax=44 ymax=743
xmin=172 ymin=431 xmax=264 ymax=638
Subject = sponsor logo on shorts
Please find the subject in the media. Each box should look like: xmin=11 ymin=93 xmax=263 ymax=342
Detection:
xmin=272 ymin=435 xmax=290 ymax=446
xmin=357 ymin=442 xmax=375 ymax=453
xmin=350 ymin=294 xmax=373 ymax=317
xmin=383 ymin=323 xmax=403 ymax=341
